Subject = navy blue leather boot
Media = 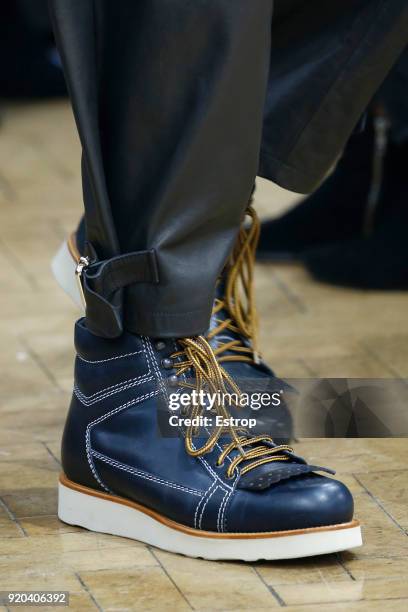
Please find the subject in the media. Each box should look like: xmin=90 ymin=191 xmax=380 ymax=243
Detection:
xmin=59 ymin=321 xmax=362 ymax=560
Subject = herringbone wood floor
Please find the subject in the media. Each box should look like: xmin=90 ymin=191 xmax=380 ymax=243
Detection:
xmin=0 ymin=100 xmax=407 ymax=611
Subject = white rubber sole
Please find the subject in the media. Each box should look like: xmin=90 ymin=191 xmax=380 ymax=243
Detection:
xmin=58 ymin=477 xmax=362 ymax=561
xmin=51 ymin=239 xmax=83 ymax=310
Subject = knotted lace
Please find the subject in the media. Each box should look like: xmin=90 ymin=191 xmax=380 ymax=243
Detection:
xmin=207 ymin=204 xmax=261 ymax=364
xmin=170 ymin=335 xmax=292 ymax=479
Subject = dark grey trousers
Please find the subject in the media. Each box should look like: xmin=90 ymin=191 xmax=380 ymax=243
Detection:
xmin=49 ymin=0 xmax=407 ymax=338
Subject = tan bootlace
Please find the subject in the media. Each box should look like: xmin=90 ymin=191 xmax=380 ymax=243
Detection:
xmin=170 ymin=335 xmax=292 ymax=479
xmin=207 ymin=205 xmax=261 ymax=365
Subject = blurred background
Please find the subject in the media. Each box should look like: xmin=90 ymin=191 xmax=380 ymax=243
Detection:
xmin=0 ymin=3 xmax=407 ymax=609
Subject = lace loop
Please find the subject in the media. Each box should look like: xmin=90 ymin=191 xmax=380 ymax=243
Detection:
xmin=208 ymin=204 xmax=261 ymax=364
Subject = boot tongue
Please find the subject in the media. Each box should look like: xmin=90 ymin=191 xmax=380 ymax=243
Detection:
xmin=237 ymin=461 xmax=335 ymax=490
xmin=212 ymin=428 xmax=335 ymax=491
xmin=209 ymin=280 xmax=239 ymax=342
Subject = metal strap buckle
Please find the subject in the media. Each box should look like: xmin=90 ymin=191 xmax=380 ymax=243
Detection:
xmin=75 ymin=256 xmax=90 ymax=308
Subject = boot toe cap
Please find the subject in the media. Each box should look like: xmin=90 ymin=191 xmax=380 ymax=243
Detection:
xmin=226 ymin=474 xmax=354 ymax=533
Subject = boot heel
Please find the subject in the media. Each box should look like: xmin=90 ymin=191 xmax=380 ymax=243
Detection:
xmin=58 ymin=479 xmax=124 ymax=536
xmin=51 ymin=240 xmax=83 ymax=310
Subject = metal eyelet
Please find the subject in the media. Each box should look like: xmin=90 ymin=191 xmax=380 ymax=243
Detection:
xmin=168 ymin=374 xmax=178 ymax=387
xmin=215 ymin=461 xmax=225 ymax=469
xmin=155 ymin=341 xmax=166 ymax=351
xmin=162 ymin=358 xmax=173 ymax=369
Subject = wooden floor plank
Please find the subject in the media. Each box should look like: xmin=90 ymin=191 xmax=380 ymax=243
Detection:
xmin=0 ymin=99 xmax=407 ymax=610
